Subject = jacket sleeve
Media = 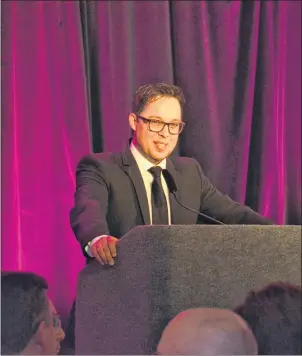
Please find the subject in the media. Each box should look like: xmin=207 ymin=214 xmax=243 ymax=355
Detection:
xmin=70 ymin=155 xmax=110 ymax=253
xmin=195 ymin=160 xmax=273 ymax=224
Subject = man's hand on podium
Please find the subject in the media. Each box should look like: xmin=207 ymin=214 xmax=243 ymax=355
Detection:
xmin=90 ymin=236 xmax=118 ymax=266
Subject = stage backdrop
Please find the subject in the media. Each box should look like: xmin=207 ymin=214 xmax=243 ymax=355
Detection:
xmin=1 ymin=0 xmax=301 ymax=320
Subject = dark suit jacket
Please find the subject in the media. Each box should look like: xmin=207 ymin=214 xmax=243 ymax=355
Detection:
xmin=70 ymin=144 xmax=271 ymax=253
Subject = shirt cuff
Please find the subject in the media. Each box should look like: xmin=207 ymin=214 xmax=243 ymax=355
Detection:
xmin=84 ymin=235 xmax=107 ymax=257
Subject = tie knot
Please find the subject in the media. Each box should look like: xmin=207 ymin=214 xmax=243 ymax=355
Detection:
xmin=149 ymin=166 xmax=162 ymax=179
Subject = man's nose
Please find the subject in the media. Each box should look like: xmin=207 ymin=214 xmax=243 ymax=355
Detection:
xmin=57 ymin=327 xmax=65 ymax=341
xmin=159 ymin=124 xmax=170 ymax=137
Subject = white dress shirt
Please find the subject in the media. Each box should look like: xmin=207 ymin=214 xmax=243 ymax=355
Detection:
xmin=85 ymin=143 xmax=171 ymax=256
xmin=130 ymin=142 xmax=171 ymax=224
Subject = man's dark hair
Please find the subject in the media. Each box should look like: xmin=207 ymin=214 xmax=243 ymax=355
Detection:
xmin=1 ymin=271 xmax=50 ymax=354
xmin=234 ymin=282 xmax=301 ymax=355
xmin=132 ymin=83 xmax=185 ymax=115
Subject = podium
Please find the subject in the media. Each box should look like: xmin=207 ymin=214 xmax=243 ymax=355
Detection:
xmin=75 ymin=225 xmax=301 ymax=355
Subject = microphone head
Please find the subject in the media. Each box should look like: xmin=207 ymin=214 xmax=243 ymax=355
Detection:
xmin=163 ymin=169 xmax=178 ymax=193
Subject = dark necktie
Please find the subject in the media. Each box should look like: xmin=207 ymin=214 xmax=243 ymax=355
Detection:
xmin=148 ymin=166 xmax=169 ymax=225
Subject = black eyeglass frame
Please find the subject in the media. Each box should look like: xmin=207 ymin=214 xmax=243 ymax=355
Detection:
xmin=136 ymin=115 xmax=186 ymax=135
xmin=32 ymin=313 xmax=62 ymax=334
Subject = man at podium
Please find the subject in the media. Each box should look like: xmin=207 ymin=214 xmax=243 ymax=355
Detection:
xmin=70 ymin=83 xmax=271 ymax=266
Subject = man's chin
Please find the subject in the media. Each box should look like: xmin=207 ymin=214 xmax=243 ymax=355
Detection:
xmin=151 ymin=152 xmax=169 ymax=163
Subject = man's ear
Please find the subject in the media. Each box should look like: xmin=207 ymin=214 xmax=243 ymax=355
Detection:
xmin=129 ymin=113 xmax=137 ymax=131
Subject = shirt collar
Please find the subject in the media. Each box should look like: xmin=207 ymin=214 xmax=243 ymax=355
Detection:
xmin=130 ymin=141 xmax=167 ymax=173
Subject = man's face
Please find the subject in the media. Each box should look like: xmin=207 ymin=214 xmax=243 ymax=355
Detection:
xmin=40 ymin=298 xmax=65 ymax=355
xmin=129 ymin=96 xmax=182 ymax=164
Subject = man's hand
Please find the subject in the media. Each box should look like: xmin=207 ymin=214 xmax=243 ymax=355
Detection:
xmin=90 ymin=236 xmax=118 ymax=266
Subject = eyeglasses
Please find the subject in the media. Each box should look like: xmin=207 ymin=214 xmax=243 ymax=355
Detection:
xmin=52 ymin=314 xmax=62 ymax=329
xmin=32 ymin=313 xmax=62 ymax=334
xmin=137 ymin=115 xmax=185 ymax=135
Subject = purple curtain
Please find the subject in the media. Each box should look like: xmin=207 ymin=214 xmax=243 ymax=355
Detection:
xmin=2 ymin=0 xmax=301 ymax=319
xmin=1 ymin=1 xmax=89 ymax=318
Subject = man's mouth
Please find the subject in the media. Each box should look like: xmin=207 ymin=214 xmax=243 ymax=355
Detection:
xmin=154 ymin=142 xmax=167 ymax=150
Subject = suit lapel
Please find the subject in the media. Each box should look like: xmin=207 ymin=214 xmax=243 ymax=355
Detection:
xmin=121 ymin=143 xmax=151 ymax=225
xmin=166 ymin=158 xmax=183 ymax=224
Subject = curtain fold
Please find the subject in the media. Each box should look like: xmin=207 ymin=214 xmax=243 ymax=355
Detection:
xmin=80 ymin=0 xmax=175 ymax=152
xmin=1 ymin=0 xmax=89 ymax=318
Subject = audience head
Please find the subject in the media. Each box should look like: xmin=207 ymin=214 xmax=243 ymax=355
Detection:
xmin=157 ymin=307 xmax=258 ymax=355
xmin=234 ymin=281 xmax=302 ymax=355
xmin=1 ymin=271 xmax=65 ymax=355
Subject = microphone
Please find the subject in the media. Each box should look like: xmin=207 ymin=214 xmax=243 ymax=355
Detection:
xmin=162 ymin=169 xmax=225 ymax=225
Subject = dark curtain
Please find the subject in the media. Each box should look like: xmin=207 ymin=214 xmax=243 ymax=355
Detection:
xmin=1 ymin=0 xmax=301 ymax=321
